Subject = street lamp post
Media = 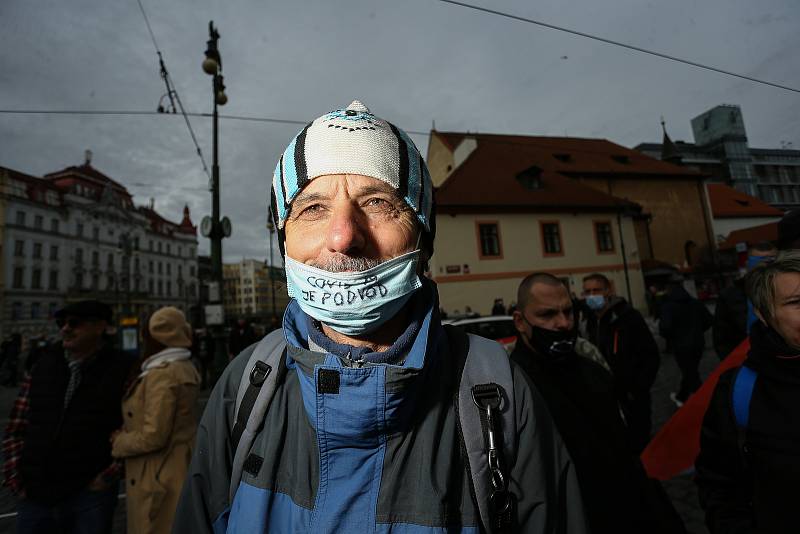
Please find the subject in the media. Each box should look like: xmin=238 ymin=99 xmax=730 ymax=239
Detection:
xmin=267 ymin=221 xmax=276 ymax=322
xmin=202 ymin=20 xmax=230 ymax=381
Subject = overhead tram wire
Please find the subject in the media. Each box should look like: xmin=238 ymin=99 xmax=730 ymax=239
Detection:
xmin=0 ymin=108 xmax=689 ymax=158
xmin=135 ymin=0 xmax=212 ymax=181
xmin=435 ymin=0 xmax=800 ymax=95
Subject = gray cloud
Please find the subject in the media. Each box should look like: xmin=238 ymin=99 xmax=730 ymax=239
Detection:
xmin=1 ymin=0 xmax=798 ymax=261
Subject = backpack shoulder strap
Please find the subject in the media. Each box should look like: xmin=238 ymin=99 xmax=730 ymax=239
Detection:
xmin=447 ymin=325 xmax=517 ymax=534
xmin=732 ymin=365 xmax=757 ymax=429
xmin=229 ymin=328 xmax=287 ymax=503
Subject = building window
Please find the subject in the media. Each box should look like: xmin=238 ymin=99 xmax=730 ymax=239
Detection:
xmin=31 ymin=302 xmax=41 ymax=319
xmin=49 ymin=302 xmax=58 ymax=318
xmin=33 ymin=243 xmax=42 ymax=259
xmin=49 ymin=270 xmax=59 ymax=290
xmin=91 ymin=274 xmax=99 ymax=290
xmin=12 ymin=303 xmax=22 ymax=320
xmin=93 ymin=227 xmax=100 ymax=240
xmin=166 ymin=244 xmax=171 ymax=255
xmin=13 ymin=268 xmax=24 ymax=288
xmin=77 ymin=223 xmax=84 ymax=237
xmin=107 ymin=275 xmax=115 ymax=291
xmin=51 ymin=219 xmax=60 ymax=233
xmin=34 ymin=215 xmax=43 ymax=229
xmin=178 ymin=265 xmax=183 ymax=277
xmin=158 ymin=262 xmax=163 ymax=274
xmin=149 ymin=240 xmax=154 ymax=251
xmin=50 ymin=245 xmax=59 ymax=261
xmin=134 ymin=237 xmax=140 ymax=250
xmin=149 ymin=260 xmax=154 ymax=273
xmin=166 ymin=263 xmax=172 ymax=275
xmin=540 ymin=222 xmax=563 ymax=255
xmin=31 ymin=269 xmax=42 ymax=289
xmin=476 ymin=222 xmax=502 ymax=259
xmin=149 ymin=279 xmax=154 ymax=293
xmin=14 ymin=240 xmax=25 ymax=257
xmin=16 ymin=211 xmax=26 ymax=226
xmin=134 ymin=257 xmax=140 ymax=271
xmin=167 ymin=281 xmax=172 ymax=296
xmin=107 ymin=254 xmax=114 ymax=270
xmin=158 ymin=242 xmax=162 ymax=253
xmin=92 ymin=251 xmax=99 ymax=266
xmin=178 ymin=246 xmax=182 ymax=257
xmin=158 ymin=280 xmax=163 ymax=296
xmin=75 ymin=273 xmax=84 ymax=289
xmin=190 ymin=265 xmax=196 ymax=277
xmin=594 ymin=221 xmax=615 ymax=253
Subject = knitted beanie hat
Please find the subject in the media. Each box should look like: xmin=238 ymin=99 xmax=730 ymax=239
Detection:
xmin=269 ymin=101 xmax=435 ymax=256
xmin=148 ymin=306 xmax=192 ymax=348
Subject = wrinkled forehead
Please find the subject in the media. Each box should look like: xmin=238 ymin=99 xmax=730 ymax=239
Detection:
xmin=292 ymin=174 xmax=406 ymax=204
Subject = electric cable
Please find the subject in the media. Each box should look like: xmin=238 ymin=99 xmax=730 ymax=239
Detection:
xmin=436 ymin=0 xmax=800 ymax=94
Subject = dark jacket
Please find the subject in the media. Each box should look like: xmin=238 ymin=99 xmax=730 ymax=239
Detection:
xmin=20 ymin=342 xmax=134 ymax=504
xmin=660 ymin=286 xmax=713 ymax=353
xmin=712 ymin=281 xmax=748 ymax=360
xmin=175 ymin=286 xmax=590 ymax=533
xmin=585 ymin=297 xmax=660 ymax=395
xmin=696 ymin=322 xmax=800 ymax=534
xmin=510 ymin=338 xmax=683 ymax=534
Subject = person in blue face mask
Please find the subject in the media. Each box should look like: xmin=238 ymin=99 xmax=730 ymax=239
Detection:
xmin=581 ymin=273 xmax=660 ymax=453
xmin=712 ymin=241 xmax=777 ymax=361
xmin=175 ymin=101 xmax=590 ymax=534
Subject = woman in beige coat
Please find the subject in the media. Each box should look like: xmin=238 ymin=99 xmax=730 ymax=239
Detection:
xmin=112 ymin=307 xmax=200 ymax=534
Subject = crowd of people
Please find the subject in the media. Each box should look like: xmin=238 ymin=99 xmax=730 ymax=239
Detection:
xmin=1 ymin=101 xmax=798 ymax=534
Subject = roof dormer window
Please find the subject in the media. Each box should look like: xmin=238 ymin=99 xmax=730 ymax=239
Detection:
xmin=516 ymin=166 xmax=543 ymax=190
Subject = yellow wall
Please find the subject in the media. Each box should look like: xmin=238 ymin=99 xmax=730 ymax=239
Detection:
xmin=578 ymin=178 xmax=712 ymax=266
xmin=431 ymin=212 xmax=647 ymax=315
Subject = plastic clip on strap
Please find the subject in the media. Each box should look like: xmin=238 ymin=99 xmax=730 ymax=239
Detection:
xmin=231 ymin=361 xmax=272 ymax=452
xmin=472 ymin=383 xmax=514 ymax=532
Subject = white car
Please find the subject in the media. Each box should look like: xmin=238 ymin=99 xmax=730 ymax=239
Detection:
xmin=443 ymin=315 xmax=518 ymax=353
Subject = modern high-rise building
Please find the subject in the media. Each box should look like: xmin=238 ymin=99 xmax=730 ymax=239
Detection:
xmin=635 ymin=104 xmax=800 ymax=210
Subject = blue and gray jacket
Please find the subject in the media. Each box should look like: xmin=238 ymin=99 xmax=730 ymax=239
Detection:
xmin=174 ymin=285 xmax=588 ymax=533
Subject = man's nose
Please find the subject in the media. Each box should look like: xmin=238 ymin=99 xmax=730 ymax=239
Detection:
xmin=325 ymin=203 xmax=366 ymax=255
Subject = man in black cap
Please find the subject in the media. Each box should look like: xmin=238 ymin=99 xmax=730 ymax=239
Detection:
xmin=2 ymin=300 xmax=135 ymax=534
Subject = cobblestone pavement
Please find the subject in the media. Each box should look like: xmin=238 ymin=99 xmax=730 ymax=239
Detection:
xmin=0 ymin=331 xmax=721 ymax=533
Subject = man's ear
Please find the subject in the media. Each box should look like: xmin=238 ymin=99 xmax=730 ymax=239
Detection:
xmin=512 ymin=310 xmax=527 ymax=335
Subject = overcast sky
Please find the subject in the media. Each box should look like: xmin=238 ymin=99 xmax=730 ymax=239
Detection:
xmin=1 ymin=0 xmax=798 ymax=262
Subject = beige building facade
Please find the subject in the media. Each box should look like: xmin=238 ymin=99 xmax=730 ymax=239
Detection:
xmin=431 ymin=211 xmax=646 ymax=316
xmin=223 ymin=259 xmax=288 ymax=321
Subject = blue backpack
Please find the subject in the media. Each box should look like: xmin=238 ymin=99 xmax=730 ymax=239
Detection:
xmin=732 ymin=365 xmax=758 ymax=458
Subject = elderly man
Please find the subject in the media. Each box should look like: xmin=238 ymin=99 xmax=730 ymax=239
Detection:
xmin=2 ymin=300 xmax=134 ymax=534
xmin=511 ymin=273 xmax=684 ymax=534
xmin=175 ymin=102 xmax=587 ymax=533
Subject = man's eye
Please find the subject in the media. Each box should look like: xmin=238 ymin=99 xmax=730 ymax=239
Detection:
xmin=298 ymin=204 xmax=324 ymax=217
xmin=365 ymin=198 xmax=390 ymax=208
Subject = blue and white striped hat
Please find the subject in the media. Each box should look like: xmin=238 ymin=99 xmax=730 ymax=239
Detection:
xmin=271 ymin=100 xmax=433 ymax=232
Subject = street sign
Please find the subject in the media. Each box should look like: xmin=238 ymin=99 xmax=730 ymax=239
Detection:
xmin=208 ymin=281 xmax=221 ymax=302
xmin=205 ymin=304 xmax=225 ymax=325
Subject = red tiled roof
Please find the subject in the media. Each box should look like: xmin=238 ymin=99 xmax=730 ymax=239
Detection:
xmin=435 ymin=137 xmax=643 ymax=212
xmin=718 ymin=222 xmax=778 ymax=250
xmin=434 ymin=132 xmax=704 ymax=178
xmin=706 ymin=183 xmax=784 ymax=218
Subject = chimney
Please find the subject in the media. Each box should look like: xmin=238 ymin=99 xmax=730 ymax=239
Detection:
xmin=149 ymin=197 xmax=155 ymax=210
xmin=84 ymin=149 xmax=93 ymax=166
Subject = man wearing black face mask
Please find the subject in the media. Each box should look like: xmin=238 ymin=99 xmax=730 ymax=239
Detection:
xmin=511 ymin=273 xmax=686 ymax=534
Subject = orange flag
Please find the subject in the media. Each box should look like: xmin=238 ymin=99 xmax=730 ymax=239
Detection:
xmin=641 ymin=339 xmax=750 ymax=480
